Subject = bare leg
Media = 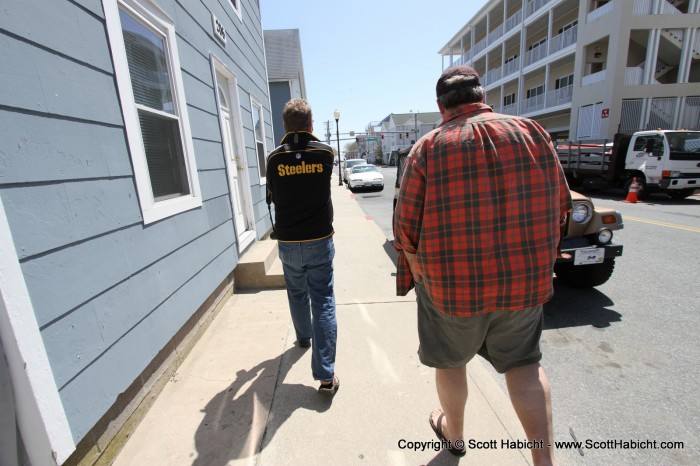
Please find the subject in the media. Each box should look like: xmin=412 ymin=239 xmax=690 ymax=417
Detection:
xmin=433 ymin=366 xmax=468 ymax=442
xmin=505 ymin=363 xmax=557 ymax=466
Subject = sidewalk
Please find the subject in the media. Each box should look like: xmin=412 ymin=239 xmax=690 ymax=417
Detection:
xmin=112 ymin=182 xmax=531 ymax=466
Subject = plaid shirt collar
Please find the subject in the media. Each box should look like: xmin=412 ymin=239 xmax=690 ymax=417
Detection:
xmin=440 ymin=102 xmax=494 ymax=126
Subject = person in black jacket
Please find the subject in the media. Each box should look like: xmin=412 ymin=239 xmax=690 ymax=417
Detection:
xmin=266 ymin=99 xmax=339 ymax=395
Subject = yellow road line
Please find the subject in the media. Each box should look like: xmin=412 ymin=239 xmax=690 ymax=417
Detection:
xmin=624 ymin=215 xmax=700 ymax=233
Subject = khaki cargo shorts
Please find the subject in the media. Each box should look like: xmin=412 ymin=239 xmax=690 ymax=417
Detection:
xmin=415 ymin=282 xmax=544 ymax=373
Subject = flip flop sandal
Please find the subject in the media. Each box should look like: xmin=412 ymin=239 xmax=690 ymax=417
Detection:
xmin=429 ymin=410 xmax=467 ymax=457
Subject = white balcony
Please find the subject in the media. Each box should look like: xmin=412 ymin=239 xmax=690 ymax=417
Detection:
xmin=582 ymin=69 xmax=607 ymax=86
xmin=549 ymin=25 xmax=578 ymax=55
xmin=525 ymin=40 xmax=549 ymax=66
xmin=587 ymin=1 xmax=613 ymax=22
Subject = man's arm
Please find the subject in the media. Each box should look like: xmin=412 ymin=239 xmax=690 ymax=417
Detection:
xmin=393 ymin=143 xmax=427 ymax=284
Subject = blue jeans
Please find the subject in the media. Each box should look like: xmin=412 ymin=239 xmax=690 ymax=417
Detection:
xmin=277 ymin=236 xmax=337 ymax=381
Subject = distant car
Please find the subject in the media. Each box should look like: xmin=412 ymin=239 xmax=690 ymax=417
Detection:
xmin=342 ymin=159 xmax=366 ymax=183
xmin=347 ymin=164 xmax=384 ymax=192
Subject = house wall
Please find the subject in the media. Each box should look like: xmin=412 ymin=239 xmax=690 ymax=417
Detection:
xmin=0 ymin=0 xmax=273 ymax=452
xmin=269 ymin=81 xmax=292 ymax=145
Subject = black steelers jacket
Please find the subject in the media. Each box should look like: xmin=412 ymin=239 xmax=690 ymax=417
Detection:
xmin=266 ymin=131 xmax=335 ymax=241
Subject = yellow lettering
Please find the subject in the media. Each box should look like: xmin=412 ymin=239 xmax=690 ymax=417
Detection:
xmin=276 ymin=163 xmax=325 ymax=176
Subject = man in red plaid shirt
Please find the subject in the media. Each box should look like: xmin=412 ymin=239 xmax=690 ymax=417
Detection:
xmin=394 ymin=65 xmax=571 ymax=463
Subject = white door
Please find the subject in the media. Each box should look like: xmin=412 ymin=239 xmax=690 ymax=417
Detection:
xmin=216 ymin=70 xmax=255 ymax=251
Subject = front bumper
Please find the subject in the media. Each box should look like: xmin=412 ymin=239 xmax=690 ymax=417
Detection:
xmin=350 ymin=180 xmax=383 ymax=188
xmin=659 ymin=178 xmax=700 ymax=190
xmin=557 ymin=237 xmax=623 ymax=264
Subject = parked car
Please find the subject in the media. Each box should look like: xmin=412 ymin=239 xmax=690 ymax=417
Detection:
xmin=347 ymin=165 xmax=384 ymax=192
xmin=554 ymin=190 xmax=624 ymax=287
xmin=342 ymin=158 xmax=366 ymax=183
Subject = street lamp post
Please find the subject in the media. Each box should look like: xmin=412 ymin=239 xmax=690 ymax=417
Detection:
xmin=334 ymin=109 xmax=342 ymax=185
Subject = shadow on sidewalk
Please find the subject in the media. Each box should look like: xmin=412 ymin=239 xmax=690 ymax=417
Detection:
xmin=383 ymin=239 xmax=398 ymax=269
xmin=192 ymin=347 xmax=332 ymax=465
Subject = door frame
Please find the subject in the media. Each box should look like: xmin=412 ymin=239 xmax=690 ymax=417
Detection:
xmin=210 ymin=54 xmax=256 ymax=253
xmin=0 ymin=198 xmax=75 ymax=464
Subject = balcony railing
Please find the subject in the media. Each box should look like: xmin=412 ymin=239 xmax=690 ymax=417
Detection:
xmin=485 ymin=66 xmax=503 ymax=86
xmin=472 ymin=36 xmax=488 ymax=56
xmin=549 ymin=25 xmax=578 ymax=54
xmin=634 ymin=0 xmax=685 ymax=15
xmin=625 ymin=67 xmax=644 ymax=85
xmin=505 ymin=10 xmax=522 ymax=33
xmin=582 ymin=70 xmax=607 ymax=86
xmin=503 ymin=56 xmax=521 ymax=77
xmin=488 ymin=23 xmax=504 ymax=45
xmin=545 ymin=84 xmax=574 ymax=108
xmin=587 ymin=1 xmax=613 ymax=22
xmin=525 ymin=40 xmax=549 ymax=66
xmin=526 ymin=0 xmax=550 ymax=18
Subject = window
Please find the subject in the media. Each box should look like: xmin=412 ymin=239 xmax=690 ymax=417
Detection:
xmin=503 ymin=93 xmax=516 ymax=106
xmin=555 ymin=74 xmax=574 ymax=89
xmin=505 ymin=54 xmax=518 ymax=64
xmin=252 ymin=98 xmax=267 ymax=183
xmin=528 ymin=38 xmax=546 ymax=51
xmin=228 ymin=0 xmax=242 ymax=20
xmin=526 ymin=85 xmax=545 ymax=99
xmin=558 ymin=20 xmax=578 ymax=35
xmin=103 ymin=0 xmax=201 ymax=224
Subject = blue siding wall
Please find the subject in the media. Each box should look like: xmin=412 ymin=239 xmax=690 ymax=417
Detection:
xmin=0 ymin=0 xmax=274 ymax=443
xmin=270 ymin=81 xmax=292 ymax=146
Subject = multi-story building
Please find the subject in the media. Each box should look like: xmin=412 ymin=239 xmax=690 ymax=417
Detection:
xmin=439 ymin=0 xmax=700 ymax=141
xmin=377 ymin=112 xmax=442 ymax=164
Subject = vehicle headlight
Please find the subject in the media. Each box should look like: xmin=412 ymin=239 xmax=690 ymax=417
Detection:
xmin=597 ymin=229 xmax=613 ymax=245
xmin=373 ymin=177 xmax=383 ymax=181
xmin=572 ymin=204 xmax=592 ymax=223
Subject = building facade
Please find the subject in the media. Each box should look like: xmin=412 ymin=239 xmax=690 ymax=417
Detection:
xmin=439 ymin=0 xmax=700 ymax=141
xmin=0 ymin=0 xmax=274 ymax=463
xmin=377 ymin=112 xmax=442 ymax=164
xmin=264 ymin=29 xmax=307 ymax=146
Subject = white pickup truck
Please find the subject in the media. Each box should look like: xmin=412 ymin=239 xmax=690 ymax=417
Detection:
xmin=557 ymin=130 xmax=700 ymax=200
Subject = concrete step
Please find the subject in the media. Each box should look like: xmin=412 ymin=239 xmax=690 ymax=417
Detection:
xmin=233 ymin=240 xmax=286 ymax=291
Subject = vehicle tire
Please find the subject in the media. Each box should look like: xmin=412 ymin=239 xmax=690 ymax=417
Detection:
xmin=668 ymin=189 xmax=695 ymax=200
xmin=625 ymin=176 xmax=649 ymax=200
xmin=554 ymin=258 xmax=615 ymax=288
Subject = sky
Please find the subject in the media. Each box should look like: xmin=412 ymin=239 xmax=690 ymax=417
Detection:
xmin=260 ymin=0 xmax=489 ymax=140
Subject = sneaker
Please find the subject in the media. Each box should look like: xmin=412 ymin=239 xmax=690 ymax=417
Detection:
xmin=297 ymin=339 xmax=311 ymax=348
xmin=318 ymin=375 xmax=339 ymax=395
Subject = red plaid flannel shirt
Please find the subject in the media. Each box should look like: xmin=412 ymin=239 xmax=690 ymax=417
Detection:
xmin=393 ymin=103 xmax=572 ymax=316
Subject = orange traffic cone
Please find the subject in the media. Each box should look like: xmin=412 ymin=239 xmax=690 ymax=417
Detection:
xmin=624 ymin=177 xmax=640 ymax=203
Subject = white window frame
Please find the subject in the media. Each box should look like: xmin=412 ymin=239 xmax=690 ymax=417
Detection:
xmin=251 ymin=96 xmax=268 ymax=184
xmin=503 ymin=92 xmax=516 ymax=106
xmin=228 ymin=0 xmax=242 ymax=21
xmin=526 ymin=84 xmax=545 ymax=99
xmin=558 ymin=20 xmax=578 ymax=35
xmin=103 ymin=0 xmax=201 ymax=224
xmin=555 ymin=74 xmax=574 ymax=89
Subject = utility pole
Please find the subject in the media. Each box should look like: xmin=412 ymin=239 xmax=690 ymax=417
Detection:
xmin=325 ymin=120 xmax=331 ymax=145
